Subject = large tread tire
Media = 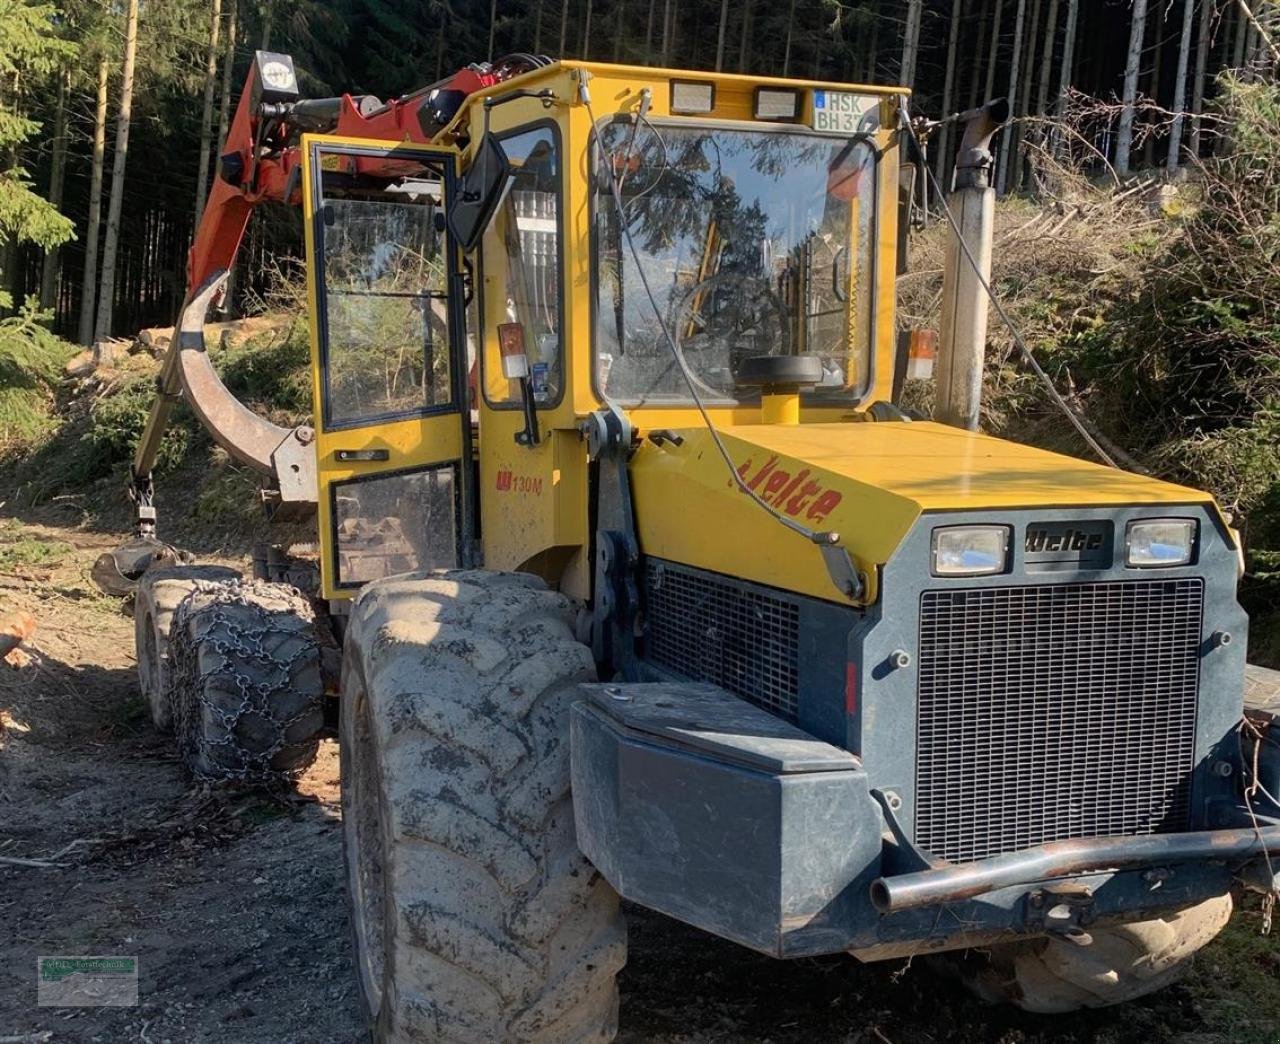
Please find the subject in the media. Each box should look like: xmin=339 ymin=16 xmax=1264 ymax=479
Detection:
xmin=134 ymin=564 xmax=242 ymax=731
xmin=959 ymin=893 xmax=1232 ymax=1013
xmin=168 ymin=579 xmax=325 ymax=781
xmin=340 ymin=570 xmax=626 ymax=1043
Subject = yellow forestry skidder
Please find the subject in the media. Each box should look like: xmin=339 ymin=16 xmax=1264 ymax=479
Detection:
xmin=93 ymin=49 xmax=1280 ymax=1040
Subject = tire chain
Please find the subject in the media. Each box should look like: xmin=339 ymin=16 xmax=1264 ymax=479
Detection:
xmin=168 ymin=578 xmax=323 ymax=783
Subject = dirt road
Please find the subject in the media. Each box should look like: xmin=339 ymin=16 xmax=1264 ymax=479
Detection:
xmin=2 ymin=519 xmax=1278 ymax=1043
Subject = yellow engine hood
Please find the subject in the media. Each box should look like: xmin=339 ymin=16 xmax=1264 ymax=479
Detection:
xmin=629 ymin=420 xmax=1212 ymax=605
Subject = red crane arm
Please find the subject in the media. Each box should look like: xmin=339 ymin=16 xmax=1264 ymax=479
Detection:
xmin=188 ymin=60 xmax=501 ymax=293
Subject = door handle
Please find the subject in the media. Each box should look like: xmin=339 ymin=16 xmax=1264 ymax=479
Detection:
xmin=334 ymin=449 xmax=390 ymax=462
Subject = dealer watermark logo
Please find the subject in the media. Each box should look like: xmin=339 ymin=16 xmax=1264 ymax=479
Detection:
xmin=38 ymin=956 xmax=138 ymax=1007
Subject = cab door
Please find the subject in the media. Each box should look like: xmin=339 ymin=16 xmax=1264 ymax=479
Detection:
xmin=301 ymin=135 xmax=473 ymax=600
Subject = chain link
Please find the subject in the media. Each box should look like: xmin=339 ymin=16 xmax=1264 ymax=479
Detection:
xmin=169 ymin=579 xmax=323 ymax=783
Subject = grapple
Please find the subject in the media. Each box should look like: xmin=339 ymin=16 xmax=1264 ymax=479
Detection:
xmin=90 ymin=536 xmax=188 ymax=597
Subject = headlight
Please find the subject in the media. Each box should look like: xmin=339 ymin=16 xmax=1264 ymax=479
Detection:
xmin=1125 ymin=518 xmax=1197 ymax=568
xmin=931 ymin=525 xmax=1010 ymax=577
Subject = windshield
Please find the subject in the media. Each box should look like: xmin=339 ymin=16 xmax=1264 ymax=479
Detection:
xmin=593 ymin=121 xmax=878 ymax=406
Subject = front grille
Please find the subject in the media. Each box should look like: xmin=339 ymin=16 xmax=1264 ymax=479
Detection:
xmin=915 ymin=579 xmax=1203 ymax=863
xmin=642 ymin=560 xmax=800 ymax=720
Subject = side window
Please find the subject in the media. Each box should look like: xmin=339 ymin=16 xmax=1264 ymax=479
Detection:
xmin=481 ymin=126 xmax=562 ymax=407
xmin=315 ymin=151 xmax=451 ymax=428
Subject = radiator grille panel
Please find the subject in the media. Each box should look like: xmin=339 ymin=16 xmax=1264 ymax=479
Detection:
xmin=916 ymin=579 xmax=1203 ymax=863
xmin=643 ymin=560 xmax=800 ymax=719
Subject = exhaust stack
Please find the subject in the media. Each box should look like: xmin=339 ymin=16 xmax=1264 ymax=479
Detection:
xmin=935 ymin=99 xmax=1009 ymax=431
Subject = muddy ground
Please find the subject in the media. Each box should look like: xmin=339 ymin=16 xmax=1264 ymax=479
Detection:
xmin=2 ymin=515 xmax=1279 ymax=1044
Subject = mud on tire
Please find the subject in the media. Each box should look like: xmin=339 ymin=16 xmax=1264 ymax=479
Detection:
xmin=168 ymin=579 xmax=325 ymax=781
xmin=956 ymin=893 xmax=1233 ymax=1013
xmin=340 ymin=570 xmax=627 ymax=1043
xmin=134 ymin=564 xmax=242 ymax=731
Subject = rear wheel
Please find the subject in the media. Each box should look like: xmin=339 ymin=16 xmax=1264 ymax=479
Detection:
xmin=340 ymin=570 xmax=626 ymax=1042
xmin=956 ymin=894 xmax=1233 ymax=1013
xmin=134 ymin=564 xmax=242 ymax=731
xmin=167 ymin=579 xmax=325 ymax=781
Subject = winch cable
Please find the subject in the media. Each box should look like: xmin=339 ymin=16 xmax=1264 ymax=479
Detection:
xmin=898 ymin=114 xmax=1120 ymax=469
xmin=578 ymin=78 xmax=841 ymax=551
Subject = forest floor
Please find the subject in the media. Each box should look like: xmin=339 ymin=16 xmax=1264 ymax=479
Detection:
xmin=2 ymin=507 xmax=1280 ymax=1043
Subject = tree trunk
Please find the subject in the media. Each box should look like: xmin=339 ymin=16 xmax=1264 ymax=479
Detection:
xmin=93 ymin=0 xmax=140 ymax=342
xmin=1167 ymin=0 xmax=1196 ymax=170
xmin=488 ymin=0 xmax=498 ymax=58
xmin=1056 ymin=0 xmax=1079 ymax=117
xmin=1011 ymin=0 xmax=1042 ymax=191
xmin=1188 ymin=0 xmax=1212 ymax=155
xmin=661 ymin=0 xmax=674 ymax=64
xmin=194 ymin=0 xmax=223 ymax=220
xmin=559 ymin=0 xmax=570 ymax=58
xmin=783 ymin=0 xmax=799 ymax=76
xmin=38 ymin=70 xmax=70 ymax=311
xmin=900 ymin=0 xmax=923 ymax=86
xmin=1051 ymin=0 xmax=1079 ymax=156
xmin=260 ymin=0 xmax=275 ymax=49
xmin=1232 ymin=0 xmax=1248 ymax=66
xmin=580 ymin=0 xmax=593 ymax=57
xmin=969 ymin=4 xmax=990 ymax=107
xmin=612 ymin=0 xmax=624 ymax=60
xmin=217 ymin=0 xmax=238 ymax=150
xmin=77 ymin=58 xmax=109 ymax=346
xmin=645 ymin=0 xmax=657 ymax=61
xmin=1035 ymin=0 xmax=1060 ymax=115
xmin=1115 ymin=0 xmax=1149 ymax=175
xmin=1142 ymin=3 xmax=1164 ymax=167
xmin=984 ymin=0 xmax=1006 ymax=102
xmin=715 ymin=0 xmax=730 ymax=70
xmin=865 ymin=14 xmax=879 ymax=80
xmin=935 ymin=0 xmax=964 ymax=189
xmin=996 ymin=0 xmax=1027 ymax=193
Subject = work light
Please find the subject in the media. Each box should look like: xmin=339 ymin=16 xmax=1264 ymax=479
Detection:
xmin=931 ymin=525 xmax=1010 ymax=577
xmin=754 ymin=88 xmax=801 ymax=122
xmin=670 ymin=81 xmax=715 ymax=114
xmin=1125 ymin=518 xmax=1197 ymax=567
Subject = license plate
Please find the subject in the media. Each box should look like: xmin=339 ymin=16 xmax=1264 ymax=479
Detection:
xmin=811 ymin=90 xmax=873 ymax=134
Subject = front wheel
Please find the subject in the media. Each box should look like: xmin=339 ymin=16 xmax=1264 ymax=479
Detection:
xmin=340 ymin=570 xmax=626 ymax=1043
xmin=955 ymin=893 xmax=1233 ymax=1013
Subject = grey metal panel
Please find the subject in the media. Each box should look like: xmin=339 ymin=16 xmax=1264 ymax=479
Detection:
xmin=571 ymin=695 xmax=884 ymax=957
xmin=581 ymin=682 xmax=860 ymax=774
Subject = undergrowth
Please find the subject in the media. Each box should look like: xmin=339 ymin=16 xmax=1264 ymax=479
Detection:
xmin=0 ymin=303 xmax=76 ymax=448
xmin=1 ymin=315 xmax=310 ymax=510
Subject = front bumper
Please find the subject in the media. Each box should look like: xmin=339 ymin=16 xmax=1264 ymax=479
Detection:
xmin=571 ymin=680 xmax=1272 ymax=960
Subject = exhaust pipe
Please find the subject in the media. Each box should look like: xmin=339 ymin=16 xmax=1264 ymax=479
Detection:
xmin=870 ymin=824 xmax=1280 ymax=914
xmin=934 ymin=98 xmax=1009 ymax=432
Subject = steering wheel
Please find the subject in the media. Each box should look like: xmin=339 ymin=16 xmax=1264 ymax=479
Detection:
xmin=667 ymin=270 xmax=792 ymax=391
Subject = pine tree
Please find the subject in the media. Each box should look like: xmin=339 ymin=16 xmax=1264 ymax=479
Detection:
xmin=92 ymin=0 xmax=139 ymax=340
xmin=77 ymin=56 xmax=107 ymax=344
xmin=1115 ymin=0 xmax=1149 ymax=175
xmin=37 ymin=68 xmax=69 ymax=309
xmin=1168 ymin=0 xmax=1197 ymax=170
xmin=0 ymin=0 xmax=77 ymax=308
xmin=194 ymin=0 xmax=224 ymax=218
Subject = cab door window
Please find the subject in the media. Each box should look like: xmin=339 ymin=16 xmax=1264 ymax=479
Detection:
xmin=315 ymin=158 xmax=452 ymax=428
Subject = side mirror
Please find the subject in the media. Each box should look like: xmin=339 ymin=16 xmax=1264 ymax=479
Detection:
xmin=447 ymin=133 xmax=511 ymax=253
